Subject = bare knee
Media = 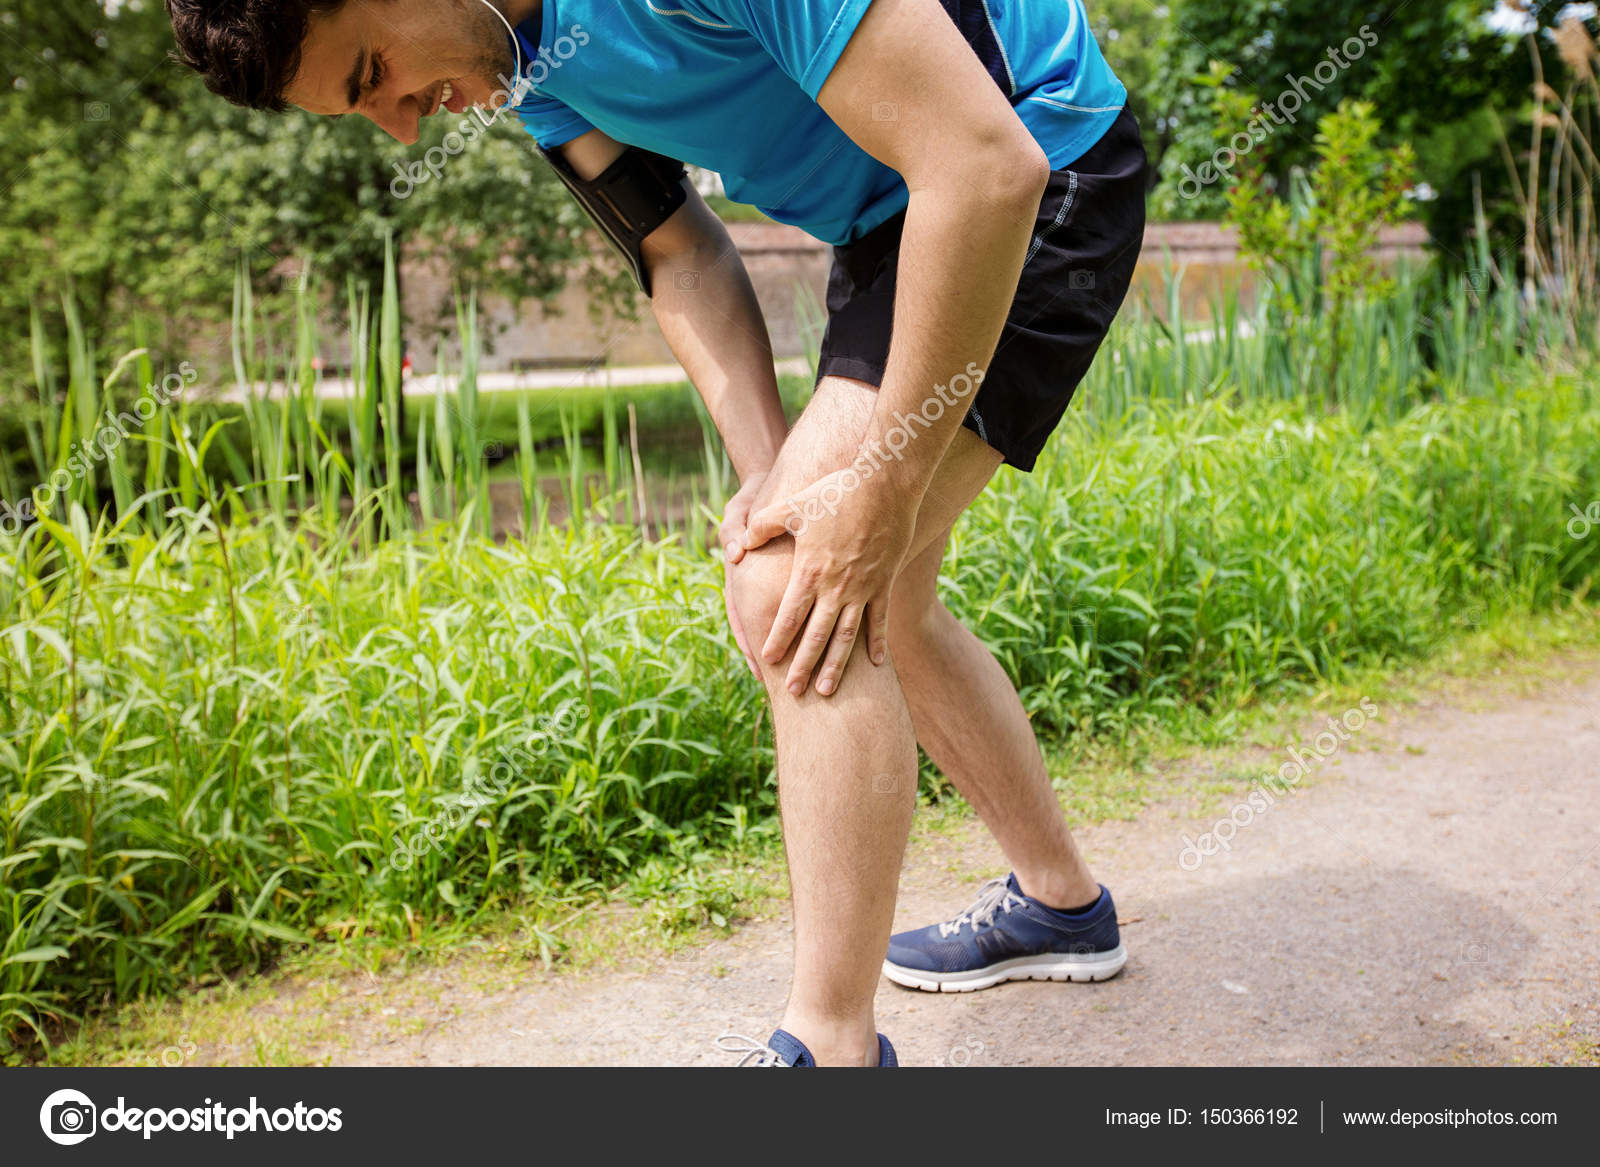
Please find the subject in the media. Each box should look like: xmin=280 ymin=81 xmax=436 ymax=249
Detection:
xmin=727 ymin=541 xmax=794 ymax=669
xmin=729 ymin=536 xmax=892 ymax=697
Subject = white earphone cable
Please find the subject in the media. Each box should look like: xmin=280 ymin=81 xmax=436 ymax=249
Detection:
xmin=476 ymin=0 xmax=530 ymax=104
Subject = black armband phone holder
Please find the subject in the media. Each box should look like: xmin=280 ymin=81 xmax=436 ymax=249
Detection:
xmin=539 ymin=144 xmax=689 ymax=296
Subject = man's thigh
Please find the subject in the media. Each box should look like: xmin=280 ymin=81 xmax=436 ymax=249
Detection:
xmin=753 ymin=375 xmax=1002 ymax=562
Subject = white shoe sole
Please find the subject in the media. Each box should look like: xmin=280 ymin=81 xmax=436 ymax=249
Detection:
xmin=882 ymin=945 xmax=1127 ymax=993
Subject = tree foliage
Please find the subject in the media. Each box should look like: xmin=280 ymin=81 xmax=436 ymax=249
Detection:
xmin=1145 ymin=0 xmax=1588 ymax=254
xmin=1222 ymin=96 xmax=1417 ymax=396
xmin=1 ymin=0 xmax=603 ymax=386
xmin=1085 ymin=0 xmax=1174 ymax=166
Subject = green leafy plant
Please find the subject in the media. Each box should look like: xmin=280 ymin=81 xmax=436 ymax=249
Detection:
xmin=1215 ymin=91 xmax=1416 ymax=401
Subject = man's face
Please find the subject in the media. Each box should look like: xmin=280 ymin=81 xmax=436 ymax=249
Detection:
xmin=284 ymin=0 xmax=526 ymax=144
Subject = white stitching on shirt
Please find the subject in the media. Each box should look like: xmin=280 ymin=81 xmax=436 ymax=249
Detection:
xmin=1024 ymin=95 xmax=1125 ymax=114
xmin=645 ymin=2 xmax=735 ymax=29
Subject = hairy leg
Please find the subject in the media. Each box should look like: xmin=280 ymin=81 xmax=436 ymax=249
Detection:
xmin=888 ymin=532 xmax=1099 ymax=909
xmin=726 ymin=376 xmax=1000 ymax=1066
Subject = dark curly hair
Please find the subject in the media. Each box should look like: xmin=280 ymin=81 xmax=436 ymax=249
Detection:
xmin=165 ymin=0 xmax=350 ymax=111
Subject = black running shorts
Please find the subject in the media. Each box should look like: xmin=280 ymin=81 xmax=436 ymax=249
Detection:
xmin=815 ymin=105 xmax=1149 ymax=471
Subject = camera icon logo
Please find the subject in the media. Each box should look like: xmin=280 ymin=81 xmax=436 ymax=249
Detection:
xmin=83 ymin=102 xmax=109 ymax=122
xmin=871 ymin=102 xmax=898 ymax=121
xmin=39 ymin=1088 xmax=97 ymax=1146
xmin=674 ymin=270 xmax=702 ymax=291
xmin=1068 ymin=270 xmax=1096 ymax=290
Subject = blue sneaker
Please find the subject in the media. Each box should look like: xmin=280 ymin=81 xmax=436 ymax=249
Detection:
xmin=717 ymin=1029 xmax=898 ymax=1067
xmin=883 ymin=875 xmax=1126 ymax=992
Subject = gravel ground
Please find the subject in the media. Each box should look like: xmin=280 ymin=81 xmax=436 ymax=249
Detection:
xmin=245 ymin=663 xmax=1600 ymax=1067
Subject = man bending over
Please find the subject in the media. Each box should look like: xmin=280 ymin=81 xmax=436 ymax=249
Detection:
xmin=168 ymin=0 xmax=1148 ymax=1067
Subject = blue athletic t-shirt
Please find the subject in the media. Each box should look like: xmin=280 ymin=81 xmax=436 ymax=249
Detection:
xmin=508 ymin=0 xmax=1125 ymax=245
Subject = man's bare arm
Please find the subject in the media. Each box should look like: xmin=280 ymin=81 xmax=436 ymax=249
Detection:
xmin=559 ymin=129 xmax=789 ymax=485
xmin=815 ymin=0 xmax=1048 ymax=491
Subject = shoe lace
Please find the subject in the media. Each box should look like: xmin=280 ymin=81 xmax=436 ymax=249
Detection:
xmin=938 ymin=877 xmax=1024 ymax=938
xmin=715 ymin=1033 xmax=791 ymax=1067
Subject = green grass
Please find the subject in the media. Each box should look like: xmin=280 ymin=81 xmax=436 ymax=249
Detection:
xmin=4 ymin=372 xmax=1598 ymax=1055
xmin=2 ymin=251 xmax=1599 ymax=1059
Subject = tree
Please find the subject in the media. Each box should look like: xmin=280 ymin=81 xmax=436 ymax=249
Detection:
xmin=1221 ymin=96 xmax=1416 ymax=397
xmin=1145 ymin=0 xmax=1588 ymax=258
xmin=1084 ymin=0 xmax=1174 ymax=176
xmin=1 ymin=0 xmax=608 ymax=388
